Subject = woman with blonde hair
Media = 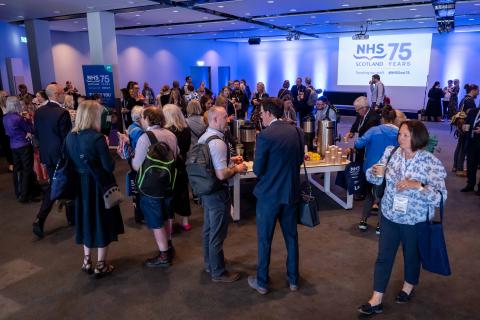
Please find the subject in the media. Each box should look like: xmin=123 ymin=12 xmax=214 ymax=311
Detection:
xmin=163 ymin=104 xmax=192 ymax=231
xmin=250 ymin=81 xmax=269 ymax=130
xmin=186 ymin=99 xmax=207 ymax=146
xmin=66 ymin=100 xmax=124 ymax=278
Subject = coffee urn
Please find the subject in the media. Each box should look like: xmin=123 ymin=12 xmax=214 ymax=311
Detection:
xmin=316 ymin=120 xmax=334 ymax=157
xmin=240 ymin=123 xmax=256 ymax=161
xmin=232 ymin=119 xmax=245 ymax=141
xmin=302 ymin=116 xmax=315 ymax=151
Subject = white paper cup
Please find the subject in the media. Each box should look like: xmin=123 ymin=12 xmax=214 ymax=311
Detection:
xmin=374 ymin=164 xmax=386 ymax=177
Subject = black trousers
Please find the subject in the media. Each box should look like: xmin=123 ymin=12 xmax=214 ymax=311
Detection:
xmin=12 ymin=145 xmax=35 ymax=200
xmin=36 ymin=165 xmax=74 ymax=223
xmin=0 ymin=131 xmax=13 ymax=164
xmin=466 ymin=138 xmax=480 ymax=187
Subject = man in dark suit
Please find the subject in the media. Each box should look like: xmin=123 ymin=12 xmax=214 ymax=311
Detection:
xmin=461 ymin=107 xmax=480 ymax=193
xmin=291 ymin=77 xmax=311 ymax=120
xmin=344 ymin=96 xmax=381 ymax=200
xmin=32 ymin=83 xmax=73 ymax=238
xmin=248 ymin=97 xmax=304 ymax=295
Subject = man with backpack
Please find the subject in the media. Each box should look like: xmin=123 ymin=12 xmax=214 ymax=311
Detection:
xmin=131 ymin=107 xmax=178 ymax=267
xmin=188 ymin=106 xmax=247 ymax=283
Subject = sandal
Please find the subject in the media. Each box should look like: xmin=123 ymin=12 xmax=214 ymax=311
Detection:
xmin=94 ymin=261 xmax=114 ymax=279
xmin=81 ymin=255 xmax=93 ymax=275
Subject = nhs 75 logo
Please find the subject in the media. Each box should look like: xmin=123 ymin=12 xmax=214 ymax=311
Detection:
xmin=354 ymin=43 xmax=412 ymax=61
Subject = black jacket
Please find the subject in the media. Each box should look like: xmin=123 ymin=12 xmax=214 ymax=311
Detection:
xmin=34 ymin=102 xmax=72 ymax=167
xmin=350 ymin=108 xmax=380 ymax=137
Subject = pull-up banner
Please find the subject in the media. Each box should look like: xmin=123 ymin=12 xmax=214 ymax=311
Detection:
xmin=82 ymin=64 xmax=116 ymax=107
xmin=338 ymin=34 xmax=432 ymax=87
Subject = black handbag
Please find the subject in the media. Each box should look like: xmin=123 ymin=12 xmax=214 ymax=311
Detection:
xmin=416 ymin=191 xmax=451 ymax=276
xmin=372 ymin=146 xmax=399 ymax=199
xmin=51 ymin=142 xmax=76 ymax=201
xmin=298 ymin=161 xmax=320 ymax=227
xmin=295 ymin=128 xmax=319 ymax=227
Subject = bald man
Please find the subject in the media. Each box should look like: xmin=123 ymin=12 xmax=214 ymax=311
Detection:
xmin=33 ymin=83 xmax=73 ymax=238
xmin=197 ymin=106 xmax=247 ymax=283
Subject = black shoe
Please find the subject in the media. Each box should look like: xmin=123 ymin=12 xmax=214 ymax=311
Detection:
xmin=357 ymin=303 xmax=383 ymax=315
xmin=395 ymin=289 xmax=414 ymax=304
xmin=32 ymin=219 xmax=45 ymax=238
xmin=212 ymin=271 xmax=241 ymax=283
xmin=167 ymin=240 xmax=175 ymax=258
xmin=358 ymin=220 xmax=368 ymax=231
xmin=144 ymin=251 xmax=171 ymax=268
xmin=134 ymin=215 xmax=144 ymax=224
xmin=354 ymin=194 xmax=366 ymax=201
xmin=461 ymin=186 xmax=474 ymax=192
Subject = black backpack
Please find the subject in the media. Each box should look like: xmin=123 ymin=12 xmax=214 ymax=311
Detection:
xmin=136 ymin=131 xmax=177 ymax=198
xmin=186 ymin=135 xmax=225 ymax=196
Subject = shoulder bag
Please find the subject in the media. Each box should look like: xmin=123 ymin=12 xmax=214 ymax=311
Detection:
xmin=416 ymin=191 xmax=451 ymax=276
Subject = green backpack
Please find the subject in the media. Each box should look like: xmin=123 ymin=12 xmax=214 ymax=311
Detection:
xmin=136 ymin=131 xmax=177 ymax=198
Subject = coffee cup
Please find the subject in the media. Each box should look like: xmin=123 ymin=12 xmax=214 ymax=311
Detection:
xmin=373 ymin=163 xmax=386 ymax=177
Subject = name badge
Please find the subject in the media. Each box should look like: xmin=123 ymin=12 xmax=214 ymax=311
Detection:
xmin=392 ymin=195 xmax=409 ymax=215
xmin=106 ymin=115 xmax=112 ymax=122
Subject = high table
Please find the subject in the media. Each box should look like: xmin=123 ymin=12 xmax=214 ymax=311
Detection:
xmin=232 ymin=160 xmax=354 ymax=221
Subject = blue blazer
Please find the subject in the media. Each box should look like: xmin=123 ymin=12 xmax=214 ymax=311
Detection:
xmin=34 ymin=102 xmax=72 ymax=167
xmin=253 ymin=120 xmax=304 ymax=205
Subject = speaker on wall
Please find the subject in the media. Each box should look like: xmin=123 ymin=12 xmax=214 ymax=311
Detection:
xmin=248 ymin=37 xmax=261 ymax=45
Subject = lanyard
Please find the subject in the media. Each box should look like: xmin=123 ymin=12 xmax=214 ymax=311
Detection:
xmin=400 ymin=150 xmax=417 ymax=179
xmin=358 ymin=109 xmax=370 ymax=130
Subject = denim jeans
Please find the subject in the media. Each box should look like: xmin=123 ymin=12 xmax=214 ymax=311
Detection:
xmin=373 ymin=214 xmax=420 ymax=293
xmin=201 ymin=188 xmax=230 ymax=278
xmin=255 ymin=200 xmax=299 ymax=289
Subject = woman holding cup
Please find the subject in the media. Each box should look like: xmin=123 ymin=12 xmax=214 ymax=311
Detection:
xmin=357 ymin=120 xmax=447 ymax=316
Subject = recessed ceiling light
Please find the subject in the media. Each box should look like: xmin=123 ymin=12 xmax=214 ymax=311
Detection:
xmin=469 ymin=18 xmax=475 ymax=21
xmin=356 ymin=12 xmax=363 ymax=15
xmin=414 ymin=14 xmax=421 ymax=17
xmin=409 ymin=8 xmax=417 ymax=11
xmin=135 ymin=14 xmax=140 ymax=17
xmin=310 ymin=16 xmax=316 ymax=18
xmin=341 ymin=4 xmax=349 ymax=7
xmin=136 ymin=22 xmax=141 ymax=25
xmin=286 ymin=23 xmax=291 ymax=26
xmin=172 ymin=10 xmax=179 ymax=13
xmin=403 ymin=0 xmax=410 ymax=2
xmin=240 ymin=31 xmax=243 ymax=33
xmin=82 ymin=27 xmax=87 ymax=30
xmin=168 ymin=20 xmax=173 ymax=23
xmin=269 ymin=19 xmax=274 ymax=21
xmin=73 ymin=21 xmax=79 ymax=24
xmin=375 ymin=23 xmax=381 ymax=26
xmin=17 ymin=15 xmax=24 ymax=18
xmin=475 ymin=3 xmax=480 ymax=5
xmin=128 ymin=1 xmax=135 ymax=4
xmin=0 ymin=3 xmax=7 ymax=5
xmin=217 ymin=5 xmax=224 ymax=8
xmin=198 ymin=25 xmax=203 ymax=27
xmin=168 ymin=27 xmax=172 ymax=30
xmin=245 ymin=12 xmax=251 ymax=16
xmin=53 ymin=10 xmax=61 ymax=14
xmin=418 ymin=21 xmax=424 ymax=24
xmin=203 ymin=16 xmax=208 ymax=19
xmin=290 ymin=8 xmax=297 ymax=12
xmin=269 ymin=30 xmax=273 ymax=32
xmin=231 ymin=22 xmax=235 ymax=25
xmin=267 ymin=0 xmax=274 ymax=3
xmin=250 ymin=26 xmax=255 ymax=28
xmin=302 ymin=28 xmax=306 ymax=30
xmin=87 ymin=6 xmax=94 ymax=9
xmin=141 ymin=29 xmax=145 ymax=32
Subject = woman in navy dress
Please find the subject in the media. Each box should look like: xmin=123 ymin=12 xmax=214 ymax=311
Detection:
xmin=66 ymin=100 xmax=124 ymax=278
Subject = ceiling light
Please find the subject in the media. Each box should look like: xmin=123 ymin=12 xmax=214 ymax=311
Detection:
xmin=136 ymin=22 xmax=141 ymax=25
xmin=53 ymin=10 xmax=61 ymax=14
xmin=418 ymin=21 xmax=425 ymax=24
xmin=245 ymin=12 xmax=251 ymax=15
xmin=0 ymin=3 xmax=6 ymax=5
xmin=341 ymin=4 xmax=349 ymax=7
xmin=87 ymin=6 xmax=94 ymax=9
xmin=310 ymin=16 xmax=316 ymax=18
xmin=168 ymin=27 xmax=172 ymax=30
xmin=135 ymin=14 xmax=140 ymax=17
xmin=168 ymin=20 xmax=173 ymax=23
xmin=128 ymin=1 xmax=135 ymax=4
xmin=198 ymin=25 xmax=203 ymax=27
xmin=217 ymin=5 xmax=224 ymax=8
xmin=82 ymin=27 xmax=87 ymax=30
xmin=267 ymin=0 xmax=274 ymax=3
xmin=17 ymin=15 xmax=23 ymax=18
xmin=203 ymin=16 xmax=208 ymax=19
xmin=172 ymin=10 xmax=179 ymax=13
xmin=286 ymin=23 xmax=291 ymax=26
xmin=269 ymin=19 xmax=274 ymax=21
xmin=73 ymin=21 xmax=79 ymax=24
xmin=469 ymin=18 xmax=475 ymax=21
xmin=475 ymin=3 xmax=480 ymax=5
xmin=231 ymin=22 xmax=236 ymax=25
xmin=356 ymin=12 xmax=363 ymax=15
xmin=409 ymin=8 xmax=417 ymax=11
xmin=415 ymin=14 xmax=421 ymax=17
xmin=290 ymin=9 xmax=297 ymax=12
xmin=141 ymin=29 xmax=145 ymax=32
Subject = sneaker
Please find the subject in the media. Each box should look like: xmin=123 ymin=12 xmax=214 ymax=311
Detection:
xmin=358 ymin=220 xmax=368 ymax=231
xmin=180 ymin=223 xmax=192 ymax=232
xmin=357 ymin=303 xmax=383 ymax=315
xmin=144 ymin=251 xmax=171 ymax=268
xmin=289 ymin=283 xmax=299 ymax=292
xmin=375 ymin=225 xmax=381 ymax=235
xmin=212 ymin=271 xmax=240 ymax=283
xmin=247 ymin=275 xmax=268 ymax=294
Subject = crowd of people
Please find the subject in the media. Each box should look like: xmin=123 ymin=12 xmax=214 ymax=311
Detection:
xmin=1 ymin=71 xmax=474 ymax=315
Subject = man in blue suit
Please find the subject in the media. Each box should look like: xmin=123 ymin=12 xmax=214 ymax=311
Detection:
xmin=32 ymin=83 xmax=73 ymax=238
xmin=248 ymin=97 xmax=304 ymax=294
xmin=461 ymin=107 xmax=480 ymax=193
